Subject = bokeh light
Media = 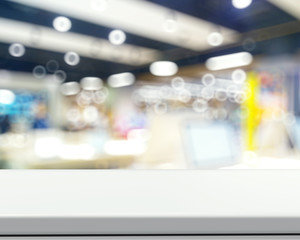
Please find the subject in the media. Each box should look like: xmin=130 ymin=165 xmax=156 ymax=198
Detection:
xmin=226 ymin=85 xmax=238 ymax=98
xmin=150 ymin=61 xmax=178 ymax=76
xmin=234 ymin=91 xmax=247 ymax=104
xmin=232 ymin=69 xmax=247 ymax=84
xmin=76 ymin=91 xmax=93 ymax=106
xmin=171 ymin=77 xmax=185 ymax=89
xmin=53 ymin=70 xmax=67 ymax=83
xmin=108 ymin=30 xmax=126 ymax=45
xmin=46 ymin=60 xmax=59 ymax=73
xmin=8 ymin=43 xmax=25 ymax=57
xmin=207 ymin=32 xmax=223 ymax=46
xmin=202 ymin=73 xmax=216 ymax=86
xmin=192 ymin=99 xmax=208 ymax=113
xmin=52 ymin=16 xmax=72 ymax=32
xmin=177 ymin=89 xmax=191 ymax=103
xmin=232 ymin=0 xmax=252 ymax=9
xmin=33 ymin=65 xmax=46 ymax=79
xmin=0 ymin=90 xmax=15 ymax=104
xmin=154 ymin=102 xmax=168 ymax=114
xmin=64 ymin=51 xmax=80 ymax=66
xmin=201 ymin=87 xmax=214 ymax=100
xmin=243 ymin=38 xmax=256 ymax=51
xmin=92 ymin=90 xmax=107 ymax=104
xmin=215 ymin=89 xmax=227 ymax=101
xmin=83 ymin=106 xmax=99 ymax=124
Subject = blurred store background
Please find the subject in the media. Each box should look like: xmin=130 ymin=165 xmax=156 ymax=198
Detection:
xmin=0 ymin=0 xmax=300 ymax=169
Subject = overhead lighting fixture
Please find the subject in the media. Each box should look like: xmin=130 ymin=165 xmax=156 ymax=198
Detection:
xmin=52 ymin=16 xmax=72 ymax=32
xmin=108 ymin=72 xmax=135 ymax=88
xmin=60 ymin=82 xmax=80 ymax=96
xmin=150 ymin=61 xmax=178 ymax=76
xmin=80 ymin=77 xmax=103 ymax=90
xmin=205 ymin=52 xmax=253 ymax=71
xmin=267 ymin=0 xmax=300 ymax=20
xmin=10 ymin=0 xmax=239 ymax=51
xmin=0 ymin=17 xmax=159 ymax=66
xmin=108 ymin=29 xmax=126 ymax=45
xmin=232 ymin=0 xmax=252 ymax=9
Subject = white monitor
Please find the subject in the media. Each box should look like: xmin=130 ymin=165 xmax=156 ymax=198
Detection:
xmin=183 ymin=121 xmax=240 ymax=169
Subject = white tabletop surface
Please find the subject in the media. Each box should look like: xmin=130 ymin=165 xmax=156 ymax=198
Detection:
xmin=0 ymin=170 xmax=300 ymax=235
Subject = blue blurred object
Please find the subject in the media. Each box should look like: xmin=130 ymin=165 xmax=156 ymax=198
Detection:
xmin=0 ymin=91 xmax=49 ymax=133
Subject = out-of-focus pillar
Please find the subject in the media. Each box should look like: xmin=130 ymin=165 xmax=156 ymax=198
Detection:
xmin=242 ymin=72 xmax=260 ymax=151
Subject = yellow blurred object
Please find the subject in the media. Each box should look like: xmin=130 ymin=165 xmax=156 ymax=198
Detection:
xmin=242 ymin=72 xmax=261 ymax=151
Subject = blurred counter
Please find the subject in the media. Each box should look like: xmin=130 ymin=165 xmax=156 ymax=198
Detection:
xmin=28 ymin=155 xmax=135 ymax=169
xmin=0 ymin=129 xmax=138 ymax=169
xmin=222 ymin=156 xmax=300 ymax=169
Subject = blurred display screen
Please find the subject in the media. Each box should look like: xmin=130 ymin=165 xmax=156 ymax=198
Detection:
xmin=184 ymin=121 xmax=239 ymax=168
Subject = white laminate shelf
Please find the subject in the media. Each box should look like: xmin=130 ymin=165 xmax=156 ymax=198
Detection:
xmin=0 ymin=170 xmax=300 ymax=235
